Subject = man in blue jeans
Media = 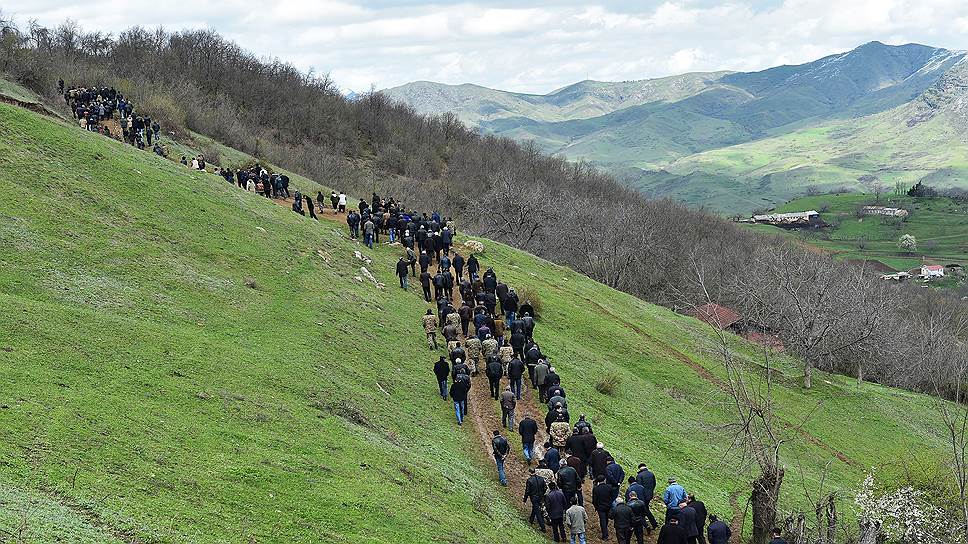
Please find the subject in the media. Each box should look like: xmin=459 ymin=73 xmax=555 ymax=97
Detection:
xmin=450 ymin=375 xmax=469 ymax=426
xmin=433 ymin=356 xmax=449 ymax=400
xmin=518 ymin=415 xmax=539 ymax=464
xmin=508 ymin=356 xmax=525 ymax=400
xmin=492 ymin=430 xmax=510 ymax=486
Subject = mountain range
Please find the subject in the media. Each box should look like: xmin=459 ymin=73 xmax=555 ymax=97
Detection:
xmin=385 ymin=42 xmax=968 ymax=213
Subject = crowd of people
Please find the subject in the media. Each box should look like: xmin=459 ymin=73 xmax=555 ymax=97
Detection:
xmin=61 ymin=80 xmax=160 ymax=150
xmin=405 ymin=201 xmax=789 ymax=544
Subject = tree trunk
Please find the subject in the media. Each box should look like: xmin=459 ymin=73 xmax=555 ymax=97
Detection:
xmin=858 ymin=519 xmax=880 ymax=544
xmin=804 ymin=363 xmax=813 ymax=389
xmin=825 ymin=494 xmax=837 ymax=544
xmin=751 ymin=468 xmax=785 ymax=544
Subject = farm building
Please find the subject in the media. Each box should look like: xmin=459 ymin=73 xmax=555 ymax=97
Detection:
xmin=688 ymin=303 xmax=741 ymax=330
xmin=686 ymin=303 xmax=785 ymax=352
xmin=880 ymin=272 xmax=911 ymax=281
xmin=920 ymin=265 xmax=945 ymax=278
xmin=861 ymin=205 xmax=909 ymax=218
xmin=745 ymin=210 xmax=822 ymax=228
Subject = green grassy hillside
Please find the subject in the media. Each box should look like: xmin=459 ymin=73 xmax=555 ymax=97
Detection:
xmin=0 ymin=100 xmax=959 ymax=541
xmin=749 ymin=193 xmax=968 ymax=272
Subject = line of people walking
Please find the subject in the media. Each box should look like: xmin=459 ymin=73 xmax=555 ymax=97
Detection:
xmin=416 ymin=237 xmax=747 ymax=544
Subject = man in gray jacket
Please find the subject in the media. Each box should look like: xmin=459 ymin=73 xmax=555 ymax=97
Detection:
xmin=564 ymin=498 xmax=589 ymax=544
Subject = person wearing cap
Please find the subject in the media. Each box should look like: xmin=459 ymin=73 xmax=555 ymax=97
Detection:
xmin=706 ymin=514 xmax=731 ymax=544
xmin=492 ymin=430 xmax=510 ymax=486
xmin=636 ymin=464 xmax=659 ymax=529
xmin=663 ymin=477 xmax=687 ymax=523
xmin=523 ymin=467 xmax=547 ymax=532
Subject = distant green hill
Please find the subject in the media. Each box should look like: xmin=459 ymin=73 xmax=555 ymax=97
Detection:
xmin=387 ymin=42 xmax=968 ymax=214
xmin=0 ymin=97 xmax=960 ymax=541
xmin=744 ymin=192 xmax=968 ymax=274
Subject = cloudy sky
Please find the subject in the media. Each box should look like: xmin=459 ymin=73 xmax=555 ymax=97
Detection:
xmin=6 ymin=1 xmax=968 ymax=94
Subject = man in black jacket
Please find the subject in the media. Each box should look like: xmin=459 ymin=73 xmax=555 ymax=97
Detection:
xmin=592 ymin=476 xmax=615 ymax=540
xmin=557 ymin=460 xmax=582 ymax=507
xmin=546 ymin=481 xmax=567 ymax=542
xmin=636 ymin=464 xmax=660 ymax=530
xmin=678 ymin=500 xmax=699 ymax=544
xmin=523 ymin=468 xmax=547 ymax=532
xmin=433 ymin=357 xmax=449 ymax=400
xmin=492 ymin=430 xmax=510 ymax=486
xmin=420 ymin=271 xmax=432 ymax=302
xmin=518 ymin=415 xmax=538 ymax=464
xmin=452 ymin=252 xmax=465 ymax=281
xmin=486 ymin=357 xmax=503 ymax=400
xmin=768 ymin=528 xmax=788 ymax=544
xmin=450 ymin=377 xmax=469 ymax=426
xmin=507 ymin=357 xmax=525 ymax=400
xmin=395 ymin=258 xmax=409 ymax=289
xmin=706 ymin=515 xmax=731 ymax=544
xmin=687 ymin=494 xmax=708 ymax=544
xmin=629 ymin=492 xmax=649 ymax=544
xmin=610 ymin=496 xmax=635 ymax=544
xmin=657 ymin=516 xmax=688 ymax=544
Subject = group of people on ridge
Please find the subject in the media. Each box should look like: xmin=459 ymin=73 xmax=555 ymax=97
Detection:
xmin=61 ymin=79 xmax=162 ymax=153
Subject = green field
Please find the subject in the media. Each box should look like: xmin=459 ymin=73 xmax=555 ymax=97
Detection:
xmin=748 ymin=193 xmax=968 ymax=272
xmin=0 ymin=100 xmax=961 ymax=541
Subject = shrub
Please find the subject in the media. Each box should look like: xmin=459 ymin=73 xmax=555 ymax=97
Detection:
xmin=141 ymin=93 xmax=187 ymax=132
xmin=515 ymin=285 xmax=543 ymax=317
xmin=595 ymin=372 xmax=622 ymax=395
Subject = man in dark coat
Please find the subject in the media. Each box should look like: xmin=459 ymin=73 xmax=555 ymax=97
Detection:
xmin=507 ymin=357 xmax=525 ymax=400
xmin=449 ymin=378 xmax=469 ymax=426
xmin=510 ymin=330 xmax=527 ymax=360
xmin=486 ymin=357 xmax=503 ymax=400
xmin=636 ymin=464 xmax=660 ymax=529
xmin=433 ymin=357 xmax=449 ymax=400
xmin=492 ymin=430 xmax=510 ymax=486
xmin=591 ymin=476 xmax=615 ymax=540
xmin=396 ymin=258 xmax=409 ymax=289
xmin=678 ymin=500 xmax=699 ymax=544
xmin=706 ymin=515 xmax=731 ymax=544
xmin=590 ymin=443 xmax=611 ymax=480
xmin=420 ymin=271 xmax=432 ymax=302
xmin=688 ymin=494 xmax=708 ymax=544
xmin=657 ymin=517 xmax=688 ymax=544
xmin=452 ymin=252 xmax=465 ymax=281
xmin=629 ymin=491 xmax=649 ymax=544
xmin=518 ymin=415 xmax=538 ymax=464
xmin=546 ymin=481 xmax=568 ymax=542
xmin=606 ymin=459 xmax=626 ymax=491
xmin=467 ymin=254 xmax=480 ymax=277
xmin=523 ymin=468 xmax=547 ymax=531
xmin=544 ymin=442 xmax=561 ymax=475
xmin=610 ymin=497 xmax=635 ymax=544
xmin=557 ymin=461 xmax=582 ymax=507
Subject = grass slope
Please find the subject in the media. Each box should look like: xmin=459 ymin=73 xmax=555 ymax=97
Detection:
xmin=0 ymin=101 xmax=958 ymax=541
xmin=0 ymin=102 xmax=544 ymax=543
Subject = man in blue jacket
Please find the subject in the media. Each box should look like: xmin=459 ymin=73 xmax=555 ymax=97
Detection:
xmin=663 ymin=477 xmax=687 ymax=523
xmin=706 ymin=514 xmax=731 ymax=544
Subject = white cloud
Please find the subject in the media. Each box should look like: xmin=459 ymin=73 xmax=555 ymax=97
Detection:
xmin=6 ymin=1 xmax=968 ymax=94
